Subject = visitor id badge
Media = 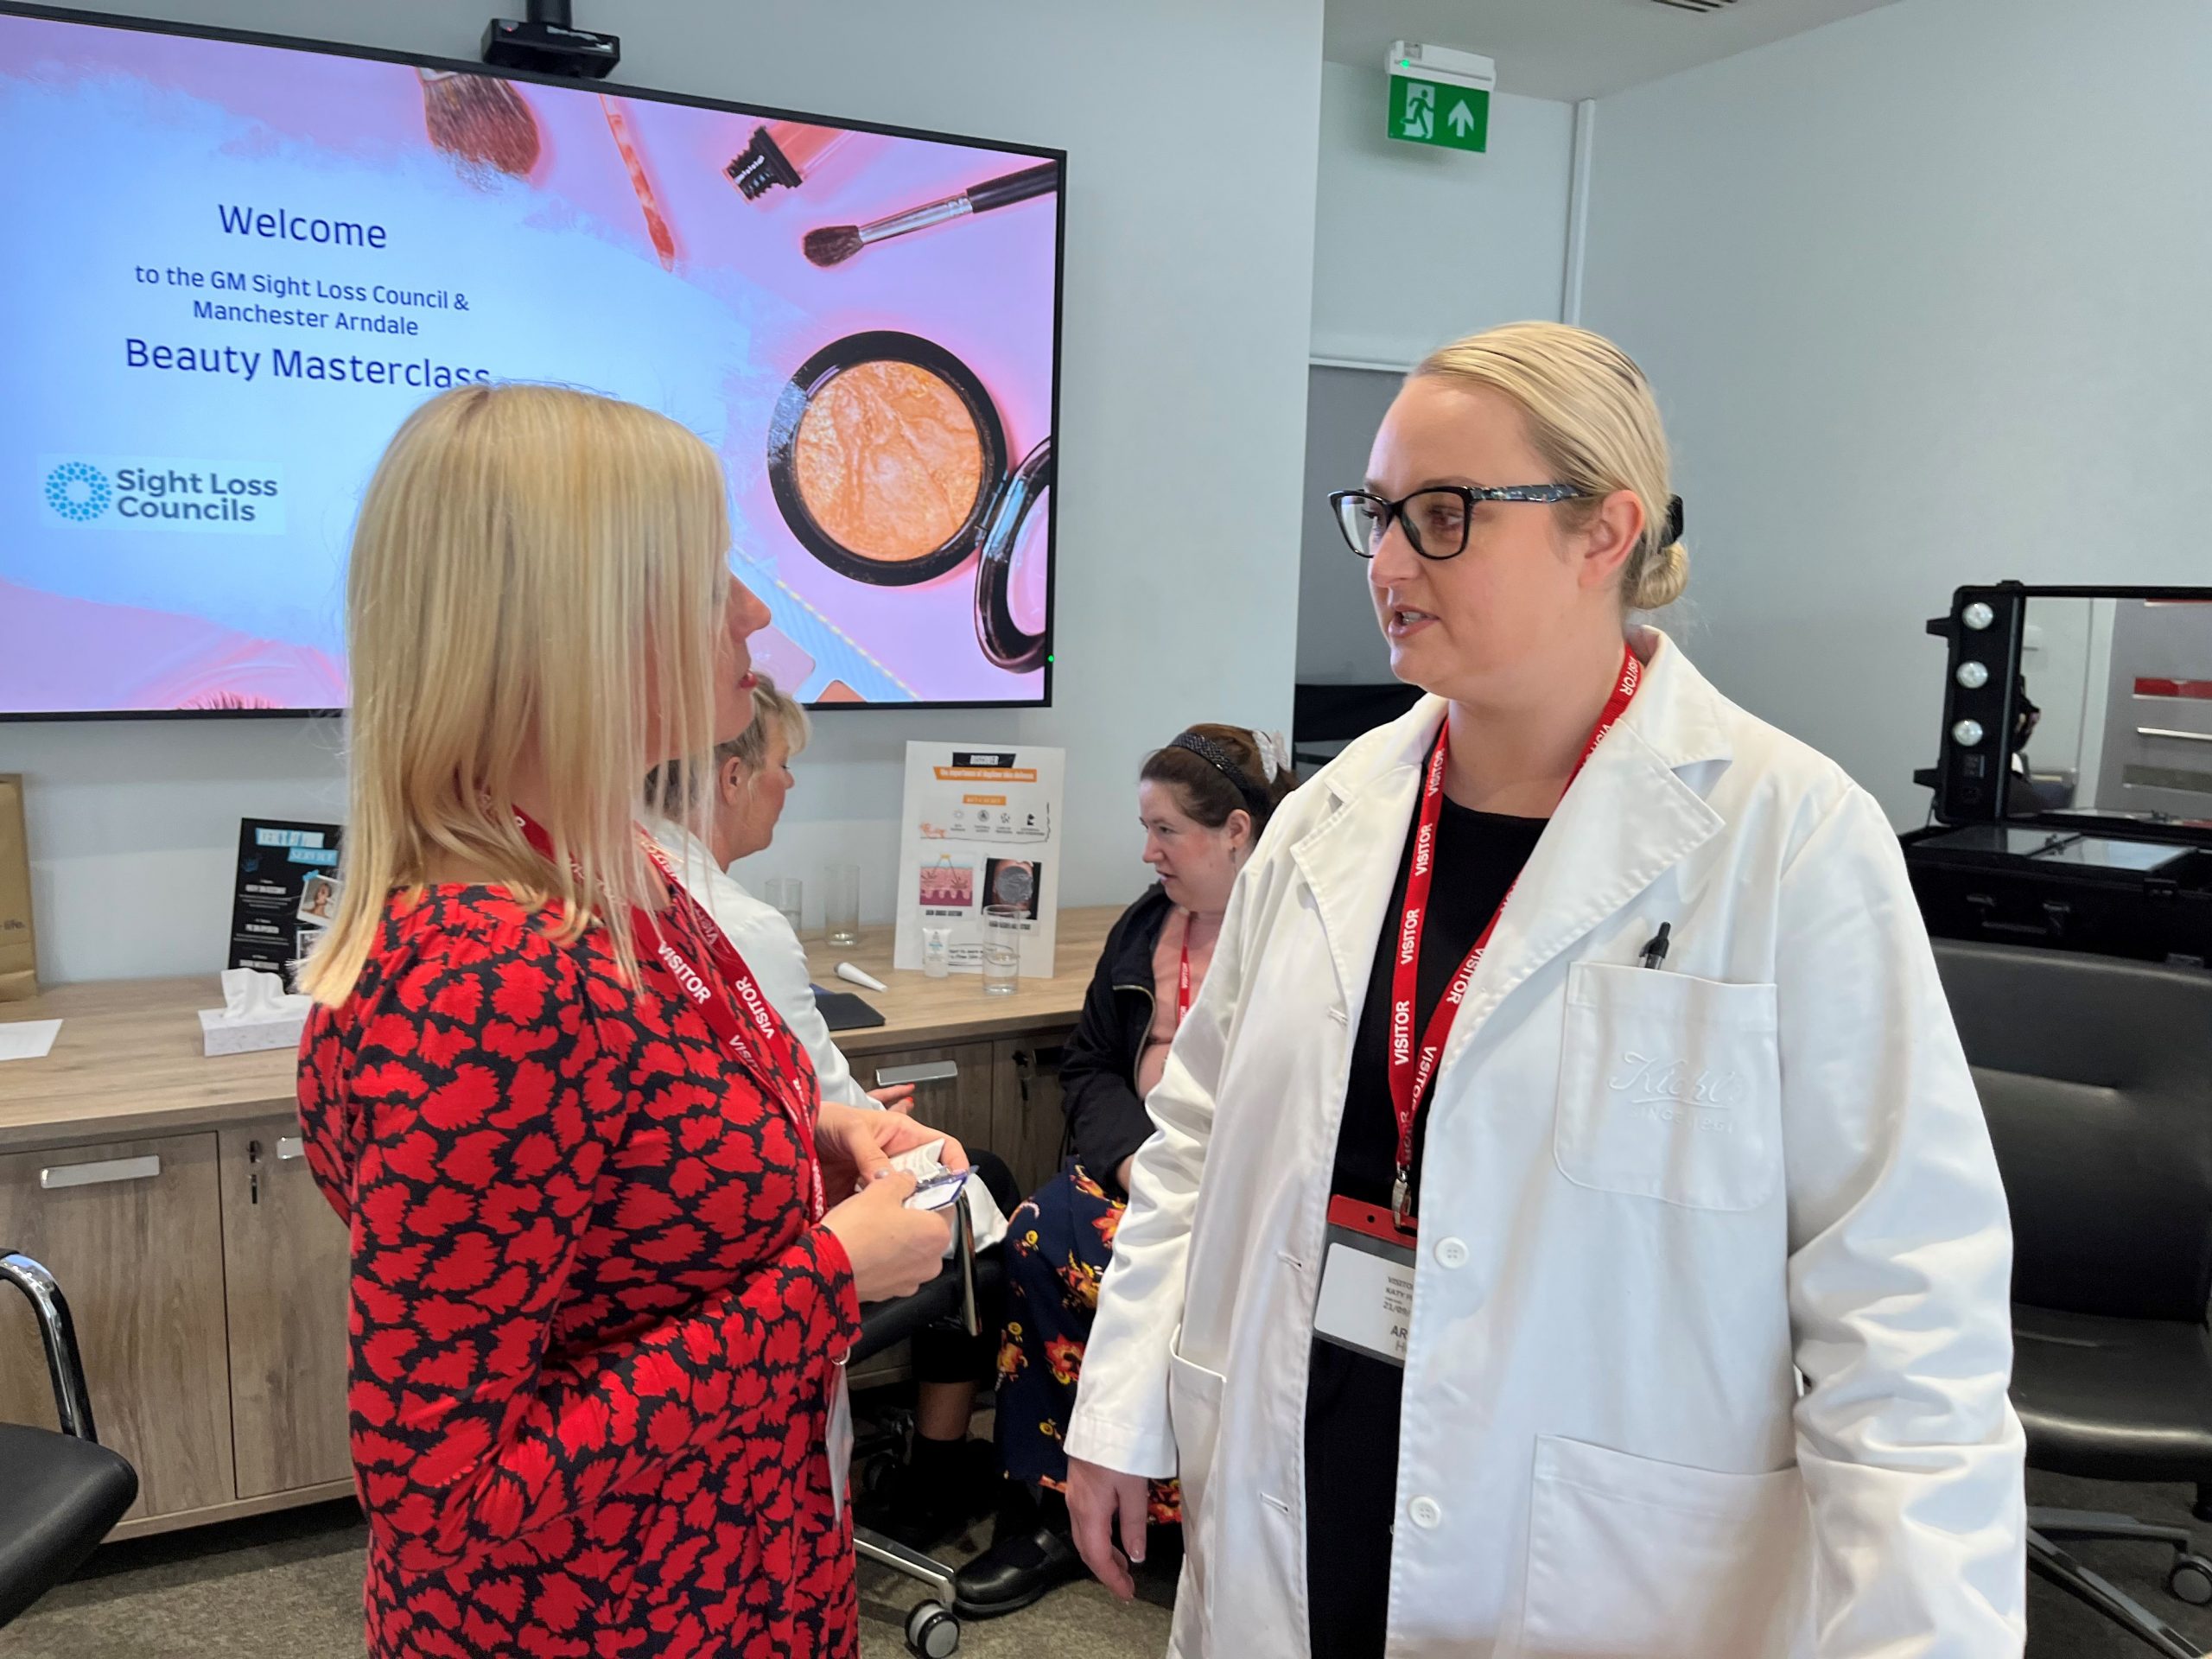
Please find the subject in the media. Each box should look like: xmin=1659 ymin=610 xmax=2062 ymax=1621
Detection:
xmin=1313 ymin=1196 xmax=1418 ymax=1368
xmin=827 ymin=1362 xmax=854 ymax=1522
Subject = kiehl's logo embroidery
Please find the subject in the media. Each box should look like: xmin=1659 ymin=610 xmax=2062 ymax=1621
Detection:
xmin=1607 ymin=1050 xmax=1749 ymax=1131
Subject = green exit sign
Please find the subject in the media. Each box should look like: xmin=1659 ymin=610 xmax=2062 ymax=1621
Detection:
xmin=1386 ymin=43 xmax=1496 ymax=154
xmin=1389 ymin=73 xmax=1491 ymax=152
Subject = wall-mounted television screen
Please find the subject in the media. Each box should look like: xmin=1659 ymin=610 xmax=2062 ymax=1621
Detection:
xmin=0 ymin=3 xmax=1063 ymax=716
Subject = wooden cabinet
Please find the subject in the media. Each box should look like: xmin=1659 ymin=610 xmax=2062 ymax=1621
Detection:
xmin=994 ymin=1039 xmax=1069 ymax=1196
xmin=858 ymin=1040 xmax=999 ymax=1159
xmin=0 ymin=1133 xmax=235 ymax=1522
xmin=218 ymin=1116 xmax=351 ymax=1498
xmin=850 ymin=1038 xmax=1069 ymax=1197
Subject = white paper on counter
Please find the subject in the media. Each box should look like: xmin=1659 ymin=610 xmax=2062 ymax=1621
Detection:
xmin=0 ymin=1019 xmax=61 ymax=1062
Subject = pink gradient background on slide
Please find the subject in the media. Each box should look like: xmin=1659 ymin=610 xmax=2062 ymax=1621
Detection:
xmin=0 ymin=578 xmax=345 ymax=711
xmin=0 ymin=15 xmax=1058 ymax=711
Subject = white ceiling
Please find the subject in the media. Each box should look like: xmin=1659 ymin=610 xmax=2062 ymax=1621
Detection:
xmin=1324 ymin=0 xmax=1903 ymax=102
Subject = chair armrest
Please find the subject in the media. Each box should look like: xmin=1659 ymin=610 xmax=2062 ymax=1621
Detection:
xmin=0 ymin=1253 xmax=97 ymax=1443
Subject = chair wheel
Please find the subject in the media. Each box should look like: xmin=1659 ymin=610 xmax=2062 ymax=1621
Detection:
xmin=906 ymin=1600 xmax=960 ymax=1657
xmin=2169 ymin=1554 xmax=2212 ymax=1606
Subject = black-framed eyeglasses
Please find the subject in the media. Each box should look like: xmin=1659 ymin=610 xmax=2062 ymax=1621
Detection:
xmin=1328 ymin=484 xmax=1594 ymax=562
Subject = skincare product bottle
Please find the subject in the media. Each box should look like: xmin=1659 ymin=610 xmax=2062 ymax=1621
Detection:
xmin=727 ymin=120 xmax=852 ymax=201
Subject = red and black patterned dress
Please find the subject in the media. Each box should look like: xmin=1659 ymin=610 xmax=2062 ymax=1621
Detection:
xmin=297 ymin=885 xmax=861 ymax=1659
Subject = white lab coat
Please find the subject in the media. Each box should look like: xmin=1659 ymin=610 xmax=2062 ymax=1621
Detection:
xmin=1065 ymin=630 xmax=2026 ymax=1659
xmin=647 ymin=820 xmax=871 ymax=1109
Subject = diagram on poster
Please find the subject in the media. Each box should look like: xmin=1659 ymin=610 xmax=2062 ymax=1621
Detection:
xmin=894 ymin=743 xmax=1065 ymax=976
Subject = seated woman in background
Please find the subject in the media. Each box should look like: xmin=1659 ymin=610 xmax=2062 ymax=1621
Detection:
xmin=646 ymin=673 xmax=1022 ymax=1549
xmin=645 ymin=673 xmax=874 ymax=1109
xmin=953 ymin=724 xmax=1298 ymax=1618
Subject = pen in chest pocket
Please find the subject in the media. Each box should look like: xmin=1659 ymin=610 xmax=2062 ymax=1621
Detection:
xmin=1639 ymin=922 xmax=1672 ymax=970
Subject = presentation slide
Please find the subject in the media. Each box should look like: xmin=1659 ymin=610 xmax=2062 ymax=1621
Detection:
xmin=0 ymin=10 xmax=1060 ymax=714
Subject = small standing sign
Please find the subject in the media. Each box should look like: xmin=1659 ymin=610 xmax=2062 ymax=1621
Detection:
xmin=229 ymin=817 xmax=343 ymax=993
xmin=893 ymin=743 xmax=1065 ymax=977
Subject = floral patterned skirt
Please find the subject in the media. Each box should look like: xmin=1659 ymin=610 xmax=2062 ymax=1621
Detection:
xmin=994 ymin=1162 xmax=1182 ymax=1523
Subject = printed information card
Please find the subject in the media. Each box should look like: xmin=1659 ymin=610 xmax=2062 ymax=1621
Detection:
xmin=893 ymin=743 xmax=1064 ymax=977
xmin=228 ymin=817 xmax=343 ymax=993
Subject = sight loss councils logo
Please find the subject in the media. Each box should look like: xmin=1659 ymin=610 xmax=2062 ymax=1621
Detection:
xmin=44 ymin=461 xmax=111 ymax=522
xmin=38 ymin=455 xmax=284 ymax=534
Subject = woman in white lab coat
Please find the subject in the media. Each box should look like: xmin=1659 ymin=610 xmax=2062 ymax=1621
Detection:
xmin=1064 ymin=321 xmax=2026 ymax=1659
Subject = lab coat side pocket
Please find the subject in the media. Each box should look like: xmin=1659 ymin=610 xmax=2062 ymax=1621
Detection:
xmin=1166 ymin=1333 xmax=1227 ymax=1617
xmin=1517 ymin=1435 xmax=1810 ymax=1659
xmin=1554 ymin=960 xmax=1781 ymax=1211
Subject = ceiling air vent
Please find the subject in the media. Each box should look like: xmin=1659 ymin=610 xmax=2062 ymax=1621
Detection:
xmin=1649 ymin=0 xmax=1738 ymax=11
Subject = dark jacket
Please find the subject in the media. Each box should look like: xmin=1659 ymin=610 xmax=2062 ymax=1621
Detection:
xmin=1060 ymin=884 xmax=1176 ymax=1190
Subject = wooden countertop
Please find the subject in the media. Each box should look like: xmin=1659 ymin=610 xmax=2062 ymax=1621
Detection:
xmin=0 ymin=906 xmax=1116 ymax=1153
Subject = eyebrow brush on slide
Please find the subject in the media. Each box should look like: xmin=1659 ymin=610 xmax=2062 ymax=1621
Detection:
xmin=803 ymin=161 xmax=1058 ymax=268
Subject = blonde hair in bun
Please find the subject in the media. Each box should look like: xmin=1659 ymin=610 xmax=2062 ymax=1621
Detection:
xmin=1416 ymin=321 xmax=1687 ymax=613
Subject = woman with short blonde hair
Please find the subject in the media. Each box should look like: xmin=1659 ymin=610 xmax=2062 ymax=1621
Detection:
xmin=645 ymin=673 xmax=864 ymax=1108
xmin=1066 ymin=322 xmax=2024 ymax=1656
xmin=297 ymin=383 xmax=963 ymax=1659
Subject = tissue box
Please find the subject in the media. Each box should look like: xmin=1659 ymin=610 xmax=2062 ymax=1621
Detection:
xmin=199 ymin=1006 xmax=308 ymax=1058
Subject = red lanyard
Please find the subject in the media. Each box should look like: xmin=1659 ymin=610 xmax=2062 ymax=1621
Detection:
xmin=1384 ymin=644 xmax=1642 ymax=1229
xmin=512 ymin=809 xmax=823 ymax=1221
xmin=1178 ymin=936 xmax=1194 ymax=1022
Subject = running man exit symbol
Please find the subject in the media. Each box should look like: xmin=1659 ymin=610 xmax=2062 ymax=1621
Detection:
xmin=1400 ymin=81 xmax=1434 ymax=140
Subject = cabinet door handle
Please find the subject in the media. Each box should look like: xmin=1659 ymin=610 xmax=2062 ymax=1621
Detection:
xmin=41 ymin=1155 xmax=162 ymax=1191
xmin=876 ymin=1060 xmax=959 ymax=1088
xmin=2138 ymin=726 xmax=2212 ymax=745
xmin=275 ymin=1136 xmax=305 ymax=1161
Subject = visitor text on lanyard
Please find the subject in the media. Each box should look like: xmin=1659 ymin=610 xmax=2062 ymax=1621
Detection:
xmin=512 ymin=809 xmax=824 ymax=1222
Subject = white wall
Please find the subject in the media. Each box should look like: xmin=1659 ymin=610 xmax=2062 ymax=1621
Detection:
xmin=1300 ymin=62 xmax=1575 ymax=687
xmin=1577 ymin=0 xmax=2212 ymax=824
xmin=1310 ymin=63 xmax=1575 ymax=368
xmin=5 ymin=0 xmax=1324 ymax=982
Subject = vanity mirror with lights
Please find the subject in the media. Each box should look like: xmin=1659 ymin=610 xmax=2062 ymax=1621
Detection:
xmin=1902 ymin=583 xmax=2212 ymax=964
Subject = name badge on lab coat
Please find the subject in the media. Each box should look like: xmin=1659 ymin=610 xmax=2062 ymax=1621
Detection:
xmin=1313 ymin=1196 xmax=1417 ymax=1367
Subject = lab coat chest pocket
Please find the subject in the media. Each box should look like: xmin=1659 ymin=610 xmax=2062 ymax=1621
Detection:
xmin=1518 ymin=1436 xmax=1808 ymax=1659
xmin=1554 ymin=961 xmax=1780 ymax=1211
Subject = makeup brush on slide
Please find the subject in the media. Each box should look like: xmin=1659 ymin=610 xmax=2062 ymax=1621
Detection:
xmin=804 ymin=161 xmax=1058 ymax=268
xmin=601 ymin=95 xmax=678 ymax=270
xmin=416 ymin=67 xmax=540 ymax=179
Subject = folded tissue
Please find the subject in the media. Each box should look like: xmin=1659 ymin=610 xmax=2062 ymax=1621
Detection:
xmin=199 ymin=968 xmax=311 ymax=1057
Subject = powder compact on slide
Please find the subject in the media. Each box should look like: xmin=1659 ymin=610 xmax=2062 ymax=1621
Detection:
xmin=766 ymin=330 xmax=1051 ymax=674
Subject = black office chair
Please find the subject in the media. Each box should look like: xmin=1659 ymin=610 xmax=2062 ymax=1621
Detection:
xmin=851 ymin=1198 xmax=990 ymax=1659
xmin=0 ymin=1251 xmax=138 ymax=1629
xmin=1934 ymin=942 xmax=2212 ymax=1659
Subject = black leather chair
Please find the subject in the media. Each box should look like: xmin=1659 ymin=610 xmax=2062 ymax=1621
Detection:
xmin=1934 ymin=942 xmax=2212 ymax=1659
xmin=851 ymin=1198 xmax=991 ymax=1659
xmin=0 ymin=1251 xmax=138 ymax=1629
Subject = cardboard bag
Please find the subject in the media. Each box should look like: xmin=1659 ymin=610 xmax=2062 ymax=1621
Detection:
xmin=0 ymin=775 xmax=33 ymax=1001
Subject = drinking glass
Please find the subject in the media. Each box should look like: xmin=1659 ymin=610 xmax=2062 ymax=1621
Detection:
xmin=764 ymin=876 xmax=803 ymax=937
xmin=825 ymin=864 xmax=861 ymax=948
xmin=980 ymin=905 xmax=1024 ymax=995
